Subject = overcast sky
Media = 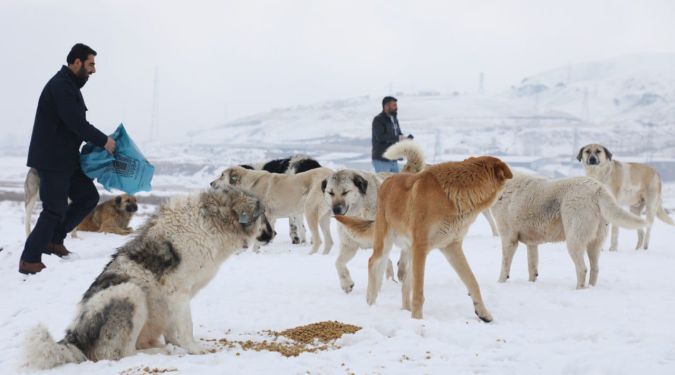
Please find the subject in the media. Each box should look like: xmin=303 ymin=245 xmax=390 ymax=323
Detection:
xmin=1 ymin=0 xmax=674 ymax=144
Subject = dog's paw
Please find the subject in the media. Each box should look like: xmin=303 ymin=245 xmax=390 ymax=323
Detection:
xmin=476 ymin=310 xmax=493 ymax=323
xmin=366 ymin=289 xmax=378 ymax=305
xmin=341 ymin=281 xmax=354 ymax=294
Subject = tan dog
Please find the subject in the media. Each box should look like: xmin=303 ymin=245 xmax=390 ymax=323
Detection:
xmin=336 ymin=156 xmax=513 ymax=320
xmin=76 ymin=195 xmax=138 ymax=235
xmin=210 ymin=166 xmax=334 ymax=253
xmin=577 ymin=144 xmax=674 ymax=250
xmin=491 ymin=173 xmax=646 ymax=289
xmin=384 ymin=140 xmax=500 ymax=236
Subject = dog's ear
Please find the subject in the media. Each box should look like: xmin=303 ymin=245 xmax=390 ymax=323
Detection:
xmin=229 ymin=170 xmax=240 ymax=185
xmin=576 ymin=146 xmax=585 ymax=162
xmin=493 ymin=160 xmax=513 ymax=181
xmin=115 ymin=196 xmax=122 ymax=205
xmin=225 ymin=188 xmax=264 ymax=227
xmin=352 ymin=174 xmax=368 ymax=195
xmin=235 ymin=200 xmax=263 ymax=227
xmin=251 ymin=200 xmax=264 ymax=223
xmin=321 ymin=178 xmax=328 ymax=193
xmin=602 ymin=146 xmax=612 ymax=161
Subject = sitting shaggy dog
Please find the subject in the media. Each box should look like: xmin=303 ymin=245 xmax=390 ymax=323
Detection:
xmin=23 ymin=186 xmax=274 ymax=369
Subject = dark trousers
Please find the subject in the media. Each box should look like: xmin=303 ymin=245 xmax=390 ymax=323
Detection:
xmin=21 ymin=168 xmax=99 ymax=262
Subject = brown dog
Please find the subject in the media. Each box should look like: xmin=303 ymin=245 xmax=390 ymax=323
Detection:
xmin=335 ymin=156 xmax=512 ymax=320
xmin=77 ymin=195 xmax=138 ymax=235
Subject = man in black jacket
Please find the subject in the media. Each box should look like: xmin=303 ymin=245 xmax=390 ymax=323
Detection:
xmin=19 ymin=43 xmax=116 ymax=275
xmin=371 ymin=96 xmax=412 ymax=172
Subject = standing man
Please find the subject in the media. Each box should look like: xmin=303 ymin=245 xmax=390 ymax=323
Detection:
xmin=371 ymin=96 xmax=412 ymax=172
xmin=20 ymin=43 xmax=116 ymax=274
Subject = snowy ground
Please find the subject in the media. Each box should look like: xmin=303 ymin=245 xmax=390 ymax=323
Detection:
xmin=1 ymin=190 xmax=675 ymax=374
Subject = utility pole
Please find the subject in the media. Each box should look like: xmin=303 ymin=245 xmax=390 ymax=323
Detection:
xmin=150 ymin=66 xmax=160 ymax=142
xmin=581 ymin=87 xmax=590 ymax=123
xmin=479 ymin=72 xmax=484 ymax=95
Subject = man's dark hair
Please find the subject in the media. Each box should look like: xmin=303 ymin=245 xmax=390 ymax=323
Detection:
xmin=66 ymin=43 xmax=97 ymax=65
xmin=382 ymin=96 xmax=397 ymax=108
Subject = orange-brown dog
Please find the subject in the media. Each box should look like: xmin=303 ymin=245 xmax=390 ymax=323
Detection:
xmin=77 ymin=195 xmax=138 ymax=235
xmin=335 ymin=156 xmax=512 ymax=320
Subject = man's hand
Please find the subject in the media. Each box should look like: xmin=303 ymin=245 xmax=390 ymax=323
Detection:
xmin=104 ymin=137 xmax=116 ymax=154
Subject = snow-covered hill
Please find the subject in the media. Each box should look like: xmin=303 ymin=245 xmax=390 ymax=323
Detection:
xmin=183 ymin=53 xmax=675 ymax=161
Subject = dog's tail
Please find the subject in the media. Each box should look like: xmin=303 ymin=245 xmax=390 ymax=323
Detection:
xmin=23 ymin=324 xmax=86 ymax=370
xmin=383 ymin=140 xmax=425 ymax=173
xmin=334 ymin=215 xmax=374 ymax=242
xmin=597 ymin=187 xmax=647 ymax=229
xmin=657 ymin=204 xmax=675 ymax=226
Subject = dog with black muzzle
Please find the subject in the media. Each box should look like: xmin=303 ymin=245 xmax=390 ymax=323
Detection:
xmin=577 ymin=143 xmax=674 ymax=250
xmin=23 ymin=185 xmax=274 ymax=369
xmin=321 ymin=169 xmax=406 ymax=293
xmin=75 ymin=194 xmax=139 ymax=235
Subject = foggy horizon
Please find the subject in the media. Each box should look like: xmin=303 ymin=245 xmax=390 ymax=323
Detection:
xmin=2 ymin=0 xmax=675 ymax=144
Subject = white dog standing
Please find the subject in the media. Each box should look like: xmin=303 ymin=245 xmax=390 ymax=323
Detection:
xmin=23 ymin=185 xmax=274 ymax=369
xmin=491 ymin=173 xmax=646 ymax=288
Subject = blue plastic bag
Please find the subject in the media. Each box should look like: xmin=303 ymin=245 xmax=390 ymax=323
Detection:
xmin=80 ymin=123 xmax=154 ymax=195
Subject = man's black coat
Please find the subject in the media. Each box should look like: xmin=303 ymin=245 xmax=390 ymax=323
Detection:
xmin=371 ymin=111 xmax=402 ymax=161
xmin=27 ymin=66 xmax=108 ymax=172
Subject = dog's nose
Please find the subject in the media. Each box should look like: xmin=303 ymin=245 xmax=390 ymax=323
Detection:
xmin=210 ymin=181 xmax=215 ymax=187
xmin=588 ymin=156 xmax=598 ymax=165
xmin=332 ymin=206 xmax=344 ymax=215
xmin=127 ymin=204 xmax=138 ymax=212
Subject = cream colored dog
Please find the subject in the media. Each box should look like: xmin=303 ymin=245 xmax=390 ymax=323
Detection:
xmin=577 ymin=144 xmax=674 ymax=250
xmin=210 ymin=166 xmax=334 ymax=253
xmin=321 ymin=169 xmax=403 ymax=292
xmin=491 ymin=173 xmax=647 ymax=289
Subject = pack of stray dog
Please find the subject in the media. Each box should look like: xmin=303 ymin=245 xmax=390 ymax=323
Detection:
xmin=20 ymin=141 xmax=674 ymax=369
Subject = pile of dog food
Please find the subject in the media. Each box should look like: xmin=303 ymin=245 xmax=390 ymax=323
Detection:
xmin=206 ymin=320 xmax=361 ymax=357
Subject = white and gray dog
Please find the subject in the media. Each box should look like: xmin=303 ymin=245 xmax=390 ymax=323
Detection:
xmin=23 ymin=185 xmax=274 ymax=369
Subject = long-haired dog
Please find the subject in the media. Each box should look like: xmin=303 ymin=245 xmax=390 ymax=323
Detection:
xmin=23 ymin=186 xmax=274 ymax=369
